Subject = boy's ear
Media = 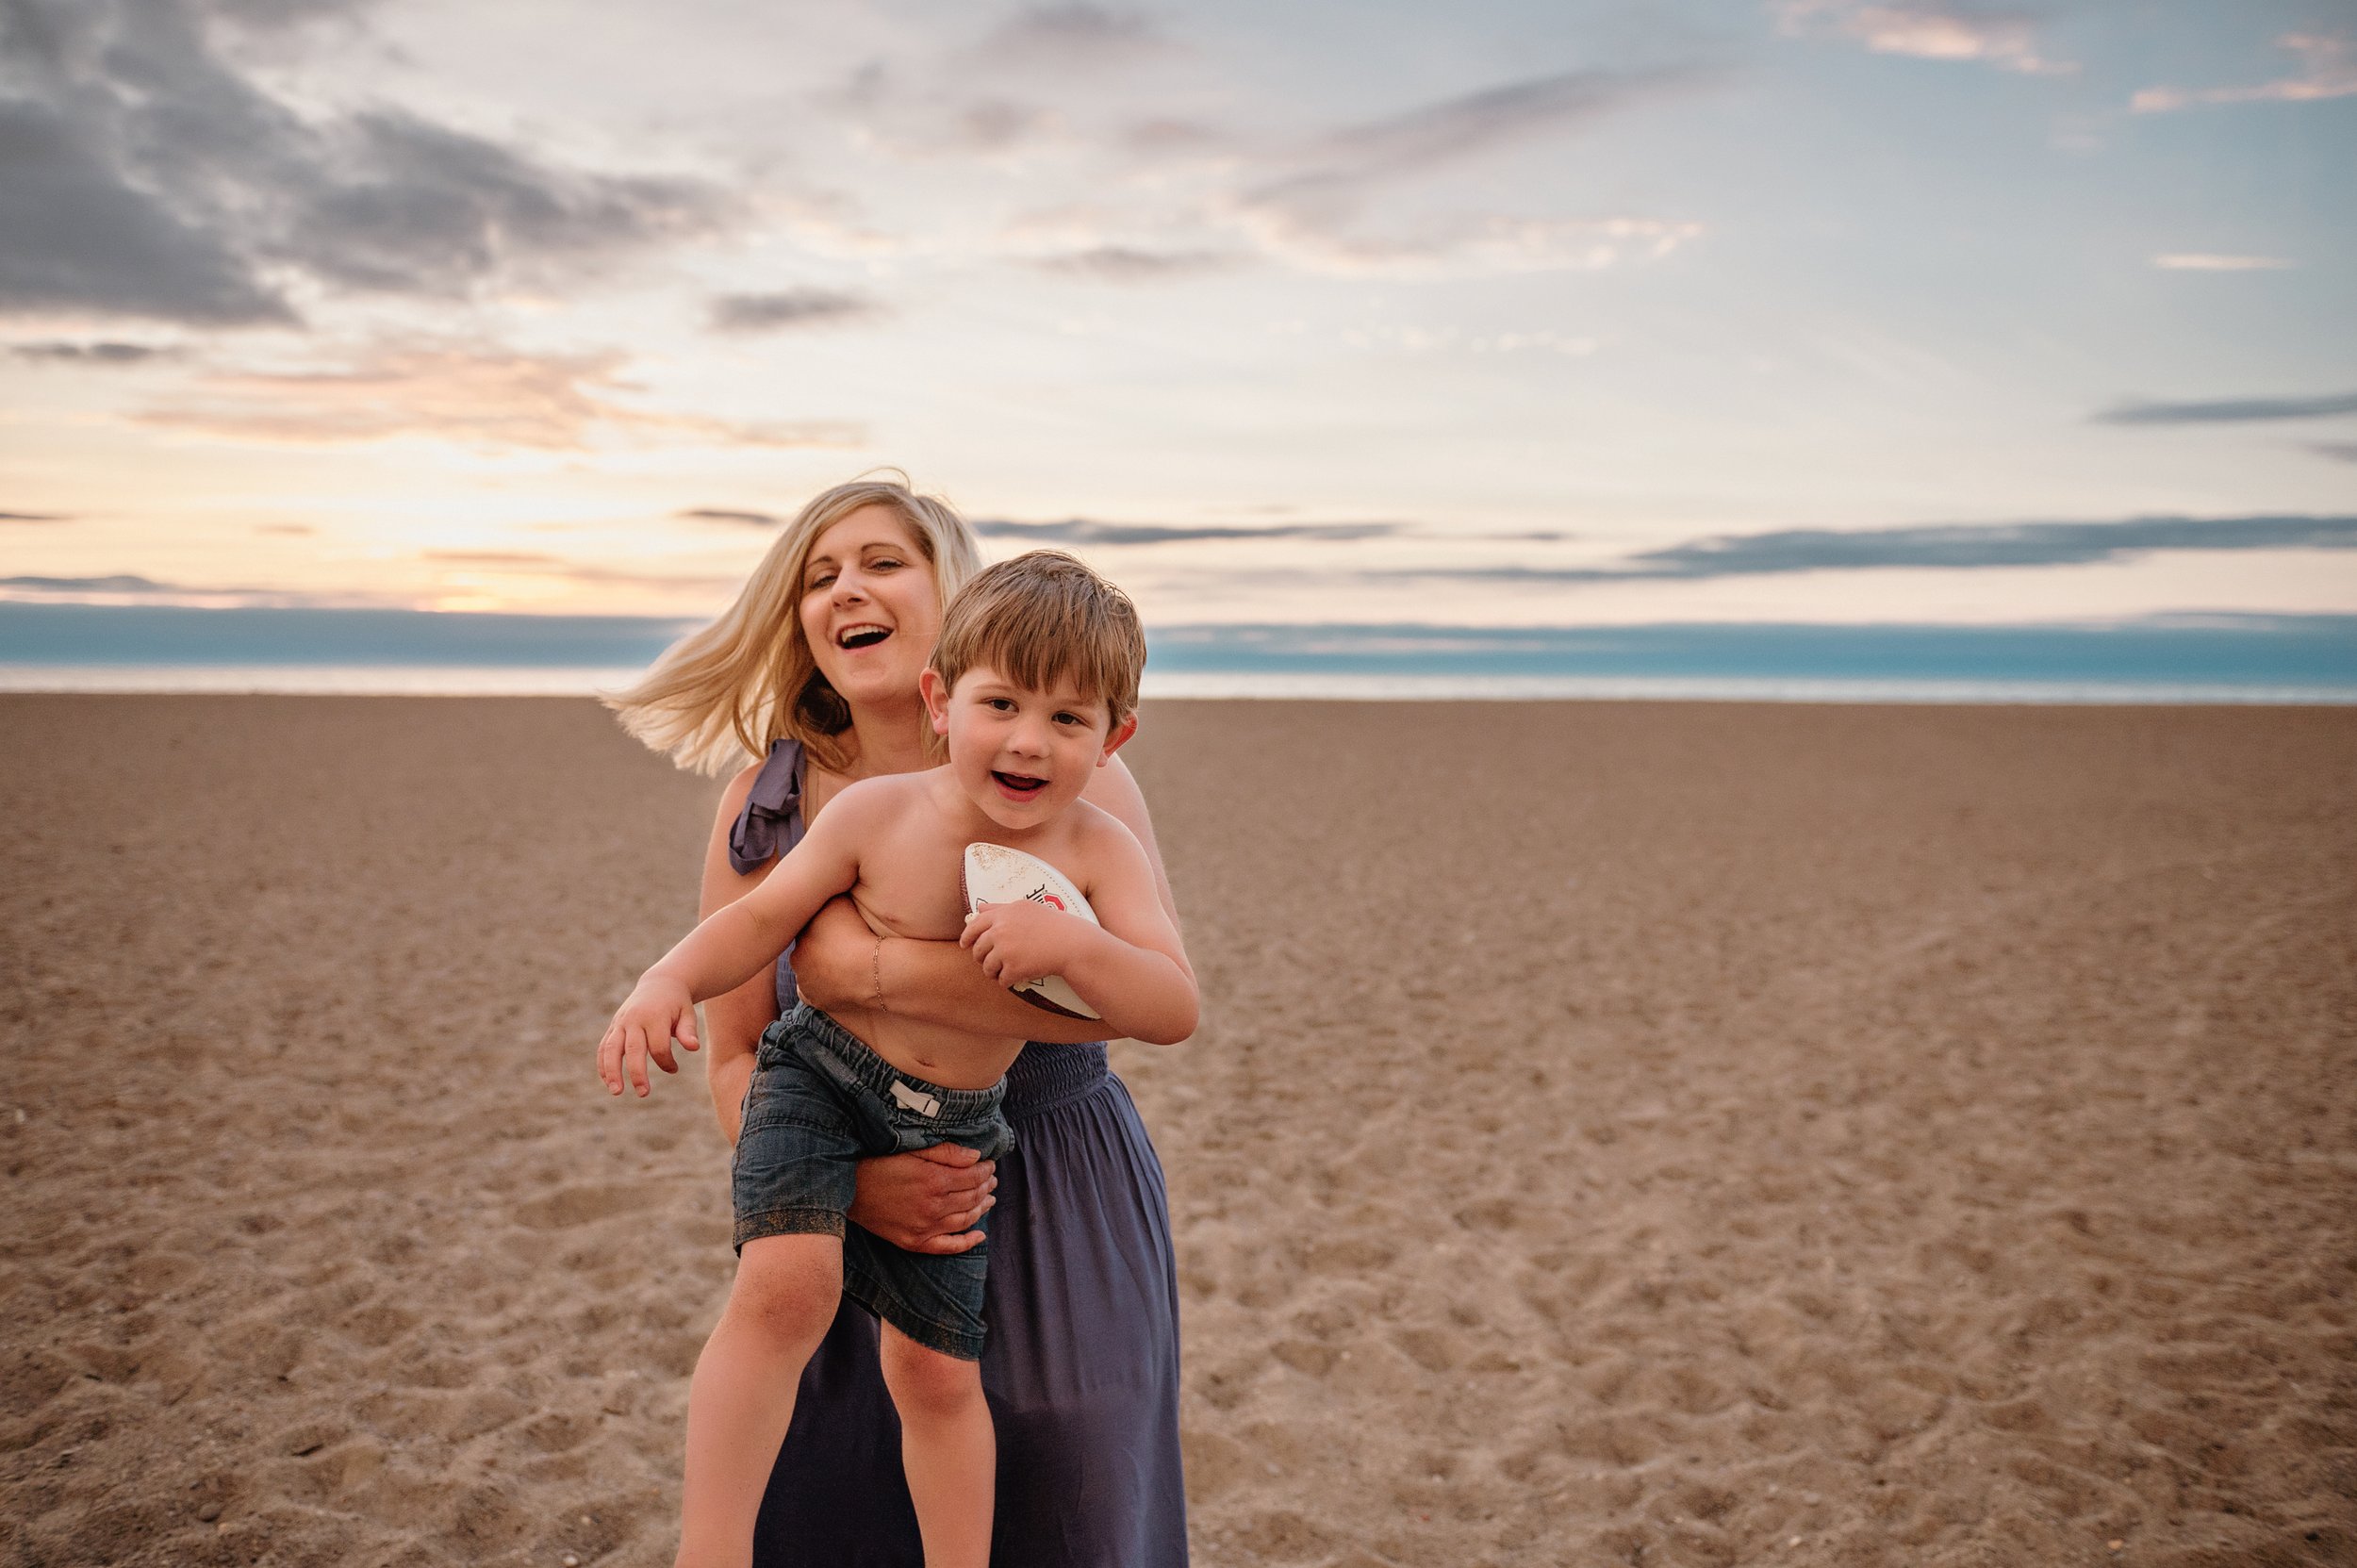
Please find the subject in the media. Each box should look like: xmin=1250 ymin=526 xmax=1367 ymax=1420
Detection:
xmin=920 ymin=668 xmax=952 ymax=735
xmin=1096 ymin=709 xmax=1139 ymax=766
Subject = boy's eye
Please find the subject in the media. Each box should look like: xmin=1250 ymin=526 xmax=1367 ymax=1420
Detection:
xmin=986 ymin=698 xmax=1015 ymax=712
xmin=1054 ymin=711 xmax=1086 ymax=727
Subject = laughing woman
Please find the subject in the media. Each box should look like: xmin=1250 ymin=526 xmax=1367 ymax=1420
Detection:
xmin=607 ymin=476 xmax=1188 ymax=1568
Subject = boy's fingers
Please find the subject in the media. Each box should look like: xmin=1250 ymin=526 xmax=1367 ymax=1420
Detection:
xmin=626 ymin=1026 xmax=651 ymax=1097
xmin=676 ymin=1009 xmax=701 ymax=1054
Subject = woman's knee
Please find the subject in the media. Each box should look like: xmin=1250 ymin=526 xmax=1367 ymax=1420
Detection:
xmin=727 ymin=1234 xmax=843 ymax=1350
xmin=878 ymin=1329 xmax=984 ymax=1424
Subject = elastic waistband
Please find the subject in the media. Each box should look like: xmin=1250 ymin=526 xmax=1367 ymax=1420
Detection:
xmin=779 ymin=1003 xmax=1007 ymax=1118
xmin=1004 ymin=1041 xmax=1112 ymax=1123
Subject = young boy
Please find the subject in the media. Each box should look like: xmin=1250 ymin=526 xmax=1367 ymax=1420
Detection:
xmin=596 ymin=551 xmax=1196 ymax=1568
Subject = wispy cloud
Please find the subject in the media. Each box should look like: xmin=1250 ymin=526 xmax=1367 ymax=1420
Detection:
xmin=1774 ymin=2 xmax=2075 ymax=75
xmin=2093 ymin=390 xmax=2357 ymax=425
xmin=708 ymin=289 xmax=885 ymax=331
xmin=8 ymin=340 xmax=184 ymax=363
xmin=2150 ymin=253 xmax=2295 ymax=272
xmin=0 ymin=0 xmax=727 ymax=325
xmin=2134 ymin=33 xmax=2357 ymax=113
xmin=1026 ymin=246 xmax=1242 ymax=282
xmin=2310 ymin=442 xmax=2357 ymax=466
xmin=977 ymin=518 xmax=1409 ymax=546
xmin=0 ymin=571 xmax=391 ymax=608
xmin=678 ymin=507 xmax=780 ymax=528
xmin=137 ymin=344 xmax=865 ymax=452
xmin=972 ymin=6 xmax=1171 ymax=69
xmin=420 ymin=550 xmax=566 ymax=566
xmin=1230 ymin=69 xmax=1705 ymax=279
xmin=1 ymin=511 xmax=74 ymax=523
xmin=1360 ymin=514 xmax=2357 ymax=584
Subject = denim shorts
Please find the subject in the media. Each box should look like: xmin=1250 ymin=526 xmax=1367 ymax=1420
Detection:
xmin=733 ymin=1003 xmax=1014 ymax=1362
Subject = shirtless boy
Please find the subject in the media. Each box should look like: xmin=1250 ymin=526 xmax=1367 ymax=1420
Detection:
xmin=595 ymin=551 xmax=1196 ymax=1568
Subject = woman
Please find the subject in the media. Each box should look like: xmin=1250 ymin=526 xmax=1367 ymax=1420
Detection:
xmin=608 ymin=476 xmax=1187 ymax=1567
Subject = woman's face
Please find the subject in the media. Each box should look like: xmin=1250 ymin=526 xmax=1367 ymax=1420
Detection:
xmin=798 ymin=503 xmax=944 ymax=714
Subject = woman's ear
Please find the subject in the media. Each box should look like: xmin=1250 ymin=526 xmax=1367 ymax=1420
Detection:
xmin=920 ymin=668 xmax=952 ymax=735
xmin=1096 ymin=710 xmax=1139 ymax=765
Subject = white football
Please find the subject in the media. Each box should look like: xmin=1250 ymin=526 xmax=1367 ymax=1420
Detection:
xmin=960 ymin=842 xmax=1101 ymax=1020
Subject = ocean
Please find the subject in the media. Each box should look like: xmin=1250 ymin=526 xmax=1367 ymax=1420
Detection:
xmin=2 ymin=603 xmax=2353 ymax=703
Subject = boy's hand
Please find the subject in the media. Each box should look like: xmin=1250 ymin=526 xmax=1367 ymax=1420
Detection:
xmin=597 ymin=976 xmax=700 ymax=1098
xmin=961 ymin=900 xmax=1088 ymax=991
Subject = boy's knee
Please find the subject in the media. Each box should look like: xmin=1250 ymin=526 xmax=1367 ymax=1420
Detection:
xmin=879 ymin=1332 xmax=984 ymax=1423
xmin=728 ymin=1235 xmax=842 ymax=1350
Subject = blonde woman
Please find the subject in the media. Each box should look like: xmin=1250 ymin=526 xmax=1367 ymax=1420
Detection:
xmin=609 ymin=476 xmax=1187 ymax=1566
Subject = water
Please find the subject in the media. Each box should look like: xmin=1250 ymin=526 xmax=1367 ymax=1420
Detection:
xmin=3 ymin=605 xmax=2353 ymax=702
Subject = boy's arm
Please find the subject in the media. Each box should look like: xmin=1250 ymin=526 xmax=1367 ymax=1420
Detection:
xmin=961 ymin=816 xmax=1197 ymax=1046
xmin=597 ymin=784 xmax=874 ymax=1098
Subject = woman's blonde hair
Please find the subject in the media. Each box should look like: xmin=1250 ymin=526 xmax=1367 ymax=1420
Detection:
xmin=606 ymin=474 xmax=982 ymax=776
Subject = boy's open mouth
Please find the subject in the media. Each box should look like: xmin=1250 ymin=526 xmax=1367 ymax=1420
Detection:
xmin=835 ymin=624 xmax=892 ymax=650
xmin=992 ymin=770 xmax=1048 ymax=801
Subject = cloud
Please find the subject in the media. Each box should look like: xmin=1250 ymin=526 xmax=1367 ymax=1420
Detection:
xmin=2151 ymin=254 xmax=2294 ymax=272
xmin=253 ymin=522 xmax=315 ymax=535
xmin=2093 ymin=390 xmax=2357 ymax=425
xmin=2134 ymin=32 xmax=2357 ymax=112
xmin=2 ymin=511 xmax=74 ymax=523
xmin=973 ymin=6 xmax=1169 ymax=69
xmin=1774 ymin=1 xmax=2075 ymax=75
xmin=1360 ymin=514 xmax=2357 ymax=584
xmin=137 ymin=344 xmax=866 ymax=451
xmin=2310 ymin=442 xmax=2357 ymax=466
xmin=977 ymin=518 xmax=1409 ymax=546
xmin=0 ymin=0 xmax=728 ymax=324
xmin=1230 ymin=70 xmax=1706 ymax=278
xmin=708 ymin=289 xmax=884 ymax=331
xmin=420 ymin=550 xmax=565 ymax=566
xmin=1027 ymin=246 xmax=1241 ymax=282
xmin=3 ymin=574 xmax=182 ymax=595
xmin=8 ymin=340 xmax=182 ymax=363
xmin=679 ymin=507 xmax=781 ymax=528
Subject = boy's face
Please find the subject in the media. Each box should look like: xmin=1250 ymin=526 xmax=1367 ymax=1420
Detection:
xmin=921 ymin=662 xmax=1137 ymax=832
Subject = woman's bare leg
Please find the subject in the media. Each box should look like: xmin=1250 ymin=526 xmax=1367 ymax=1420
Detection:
xmin=877 ymin=1323 xmax=995 ymax=1568
xmin=675 ymin=1234 xmax=843 ymax=1568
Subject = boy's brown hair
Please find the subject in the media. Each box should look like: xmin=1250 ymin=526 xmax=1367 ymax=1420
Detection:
xmin=930 ymin=551 xmax=1146 ymax=723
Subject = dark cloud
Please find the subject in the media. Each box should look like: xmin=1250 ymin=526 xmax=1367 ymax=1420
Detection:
xmin=1028 ymin=246 xmax=1240 ymax=282
xmin=2310 ymin=441 xmax=2357 ymax=465
xmin=978 ymin=518 xmax=1407 ymax=546
xmin=679 ymin=507 xmax=781 ymax=527
xmin=1364 ymin=514 xmax=2357 ymax=585
xmin=708 ymin=289 xmax=883 ymax=331
xmin=1 ymin=511 xmax=74 ymax=522
xmin=2093 ymin=390 xmax=2357 ymax=424
xmin=3 ymin=573 xmax=176 ymax=594
xmin=0 ymin=0 xmax=728 ymax=325
xmin=8 ymin=340 xmax=181 ymax=363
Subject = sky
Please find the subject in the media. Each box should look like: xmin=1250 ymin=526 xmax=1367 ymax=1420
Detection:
xmin=3 ymin=0 xmax=2353 ymax=632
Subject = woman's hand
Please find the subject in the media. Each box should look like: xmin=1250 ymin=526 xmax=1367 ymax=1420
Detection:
xmin=849 ymin=1145 xmax=997 ymax=1255
xmin=793 ymin=894 xmax=882 ymax=1013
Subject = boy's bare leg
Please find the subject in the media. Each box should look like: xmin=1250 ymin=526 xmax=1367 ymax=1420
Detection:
xmin=878 ymin=1323 xmax=995 ymax=1568
xmin=675 ymin=1234 xmax=843 ymax=1568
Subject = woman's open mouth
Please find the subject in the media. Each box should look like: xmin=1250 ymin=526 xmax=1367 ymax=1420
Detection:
xmin=992 ymin=771 xmax=1048 ymax=801
xmin=835 ymin=624 xmax=893 ymax=651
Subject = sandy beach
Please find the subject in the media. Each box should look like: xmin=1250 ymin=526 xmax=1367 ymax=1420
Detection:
xmin=3 ymin=693 xmax=2351 ymax=1568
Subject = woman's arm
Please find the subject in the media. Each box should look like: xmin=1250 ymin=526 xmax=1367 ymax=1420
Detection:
xmin=796 ymin=753 xmax=1181 ymax=1041
xmin=696 ymin=764 xmax=781 ymax=1145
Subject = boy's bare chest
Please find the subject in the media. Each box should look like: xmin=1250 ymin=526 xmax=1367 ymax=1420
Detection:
xmin=851 ymin=820 xmax=1086 ymax=944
